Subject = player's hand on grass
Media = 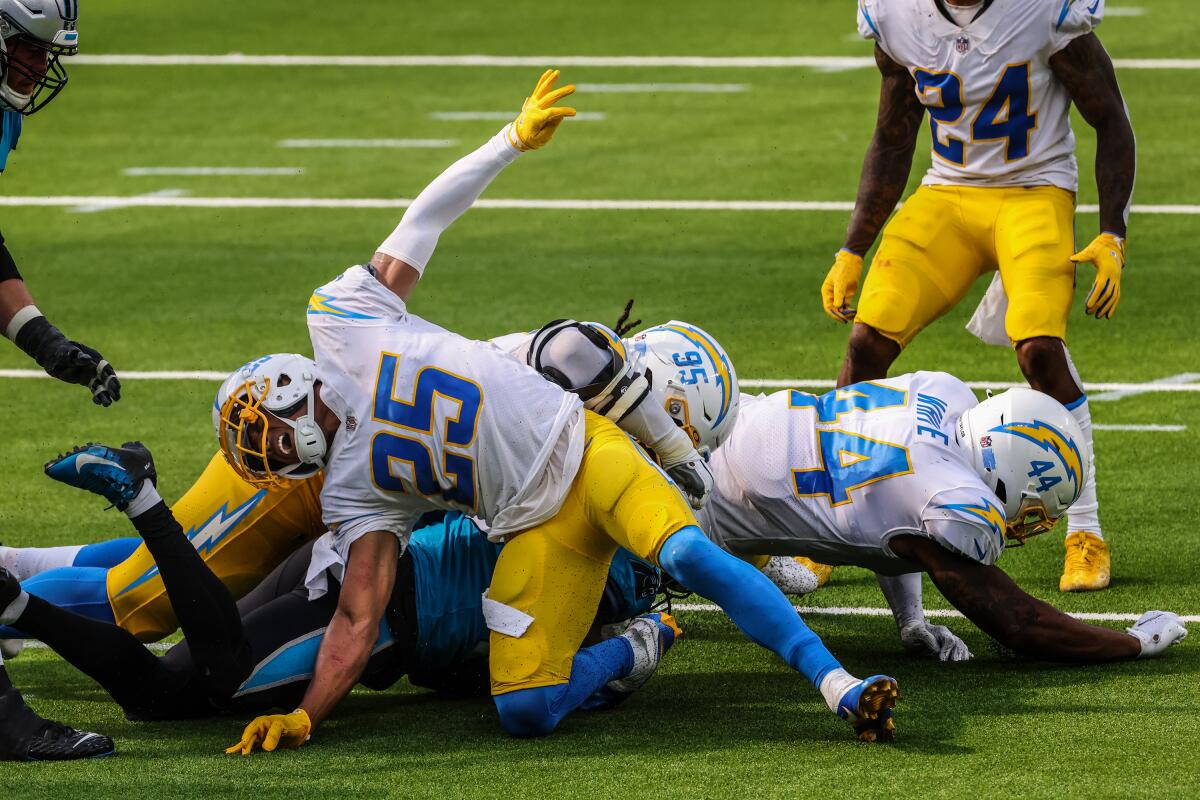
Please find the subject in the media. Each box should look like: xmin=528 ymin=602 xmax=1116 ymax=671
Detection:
xmin=1071 ymin=232 xmax=1125 ymax=319
xmin=1126 ymin=611 xmax=1188 ymax=658
xmin=506 ymin=69 xmax=576 ymax=151
xmin=899 ymin=620 xmax=972 ymax=662
xmin=225 ymin=708 xmax=312 ymax=755
xmin=821 ymin=248 xmax=863 ymax=323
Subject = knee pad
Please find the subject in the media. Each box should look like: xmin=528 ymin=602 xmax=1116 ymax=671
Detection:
xmin=493 ymin=686 xmax=560 ymax=738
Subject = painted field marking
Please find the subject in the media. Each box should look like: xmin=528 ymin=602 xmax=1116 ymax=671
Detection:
xmin=1093 ymin=424 xmax=1186 ymax=432
xmin=575 ymin=82 xmax=747 ymax=93
xmin=68 ymin=54 xmax=1198 ymax=70
xmin=1107 ymin=7 xmax=1148 ymax=16
xmin=3 ymin=195 xmax=1200 ymax=215
xmin=1090 ymin=373 xmax=1200 ymax=402
xmin=277 ymin=138 xmax=457 ymax=148
xmin=123 ymin=167 xmax=305 ymax=176
xmin=24 ymin=641 xmax=171 ymax=652
xmin=430 ymin=111 xmax=607 ymax=121
xmin=70 ymin=188 xmax=188 ymax=213
xmin=1 ymin=369 xmax=1198 ymax=398
xmin=673 ymin=603 xmax=1200 ymax=624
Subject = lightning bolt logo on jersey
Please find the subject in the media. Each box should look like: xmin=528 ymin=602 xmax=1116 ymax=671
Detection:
xmin=699 ymin=372 xmax=1009 ymax=574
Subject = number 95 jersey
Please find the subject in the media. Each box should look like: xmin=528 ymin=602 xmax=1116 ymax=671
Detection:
xmin=698 ymin=372 xmax=1007 ymax=575
xmin=857 ymin=0 xmax=1104 ymax=191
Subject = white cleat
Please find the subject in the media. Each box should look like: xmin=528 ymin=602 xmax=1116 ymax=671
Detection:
xmin=606 ymin=612 xmax=683 ymax=696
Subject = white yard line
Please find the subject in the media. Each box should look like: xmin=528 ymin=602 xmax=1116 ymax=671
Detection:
xmin=1 ymin=369 xmax=1198 ymax=397
xmin=67 ymin=54 xmax=1197 ymax=70
xmin=1093 ymin=424 xmax=1186 ymax=432
xmin=673 ymin=603 xmax=1200 ymax=624
xmin=70 ymin=188 xmax=189 ymax=213
xmin=2 ymin=195 xmax=1200 ymax=215
xmin=122 ymin=167 xmax=305 ymax=176
xmin=430 ymin=111 xmax=607 ymax=121
xmin=1107 ymin=7 xmax=1148 ymax=17
xmin=277 ymin=138 xmax=457 ymax=148
xmin=574 ymin=82 xmax=747 ymax=93
xmin=1090 ymin=373 xmax=1200 ymax=402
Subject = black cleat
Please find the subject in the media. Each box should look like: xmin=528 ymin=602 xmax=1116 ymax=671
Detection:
xmin=0 ymin=686 xmax=115 ymax=762
xmin=44 ymin=441 xmax=157 ymax=511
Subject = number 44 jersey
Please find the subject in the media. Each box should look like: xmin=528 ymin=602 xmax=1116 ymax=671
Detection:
xmin=306 ymin=266 xmax=585 ymax=570
xmin=699 ymin=372 xmax=1007 ymax=575
xmin=857 ymin=0 xmax=1104 ymax=191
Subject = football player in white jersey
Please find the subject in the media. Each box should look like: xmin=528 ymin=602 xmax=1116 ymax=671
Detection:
xmin=819 ymin=0 xmax=1136 ymax=592
xmin=215 ymin=71 xmax=901 ymax=750
xmin=698 ymin=375 xmax=1187 ymax=663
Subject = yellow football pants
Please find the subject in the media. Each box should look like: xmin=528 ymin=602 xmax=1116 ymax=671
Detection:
xmin=488 ymin=411 xmax=696 ymax=695
xmin=106 ymin=453 xmax=325 ymax=641
xmin=856 ymin=185 xmax=1077 ymax=347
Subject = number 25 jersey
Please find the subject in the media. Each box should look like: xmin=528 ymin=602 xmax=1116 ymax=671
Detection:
xmin=857 ymin=0 xmax=1105 ymax=191
xmin=307 ymin=266 xmax=585 ymax=565
xmin=698 ymin=372 xmax=1007 ymax=575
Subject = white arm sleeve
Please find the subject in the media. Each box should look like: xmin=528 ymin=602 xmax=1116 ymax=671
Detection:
xmin=376 ymin=125 xmax=522 ymax=275
xmin=876 ymin=572 xmax=925 ymax=631
xmin=620 ymin=402 xmax=697 ymax=467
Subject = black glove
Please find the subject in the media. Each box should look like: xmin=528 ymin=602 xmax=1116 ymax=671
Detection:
xmin=13 ymin=315 xmax=121 ymax=406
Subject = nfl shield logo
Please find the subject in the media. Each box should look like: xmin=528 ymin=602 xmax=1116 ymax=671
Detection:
xmin=955 ymin=35 xmax=970 ymax=54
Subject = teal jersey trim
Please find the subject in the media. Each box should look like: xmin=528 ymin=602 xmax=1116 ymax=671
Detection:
xmin=0 ymin=111 xmax=21 ymax=173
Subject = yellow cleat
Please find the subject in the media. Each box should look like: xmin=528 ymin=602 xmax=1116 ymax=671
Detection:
xmin=794 ymin=557 xmax=833 ymax=587
xmin=1060 ymin=531 xmax=1111 ymax=592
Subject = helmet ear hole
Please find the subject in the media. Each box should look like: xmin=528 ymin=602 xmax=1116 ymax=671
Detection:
xmin=994 ymin=480 xmax=1007 ymax=504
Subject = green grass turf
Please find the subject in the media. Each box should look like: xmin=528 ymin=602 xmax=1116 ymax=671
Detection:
xmin=3 ymin=0 xmax=1199 ymax=795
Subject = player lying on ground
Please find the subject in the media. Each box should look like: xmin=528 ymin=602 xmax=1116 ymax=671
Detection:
xmin=215 ymin=69 xmax=897 ymax=747
xmin=696 ymin=372 xmax=1187 ymax=662
xmin=0 ymin=319 xmax=815 ymax=648
xmin=1 ymin=442 xmax=669 ymax=744
xmin=818 ymin=0 xmax=1135 ymax=592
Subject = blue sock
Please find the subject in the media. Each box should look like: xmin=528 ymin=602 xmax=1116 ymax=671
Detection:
xmin=73 ymin=538 xmax=141 ymax=568
xmin=0 ymin=566 xmax=116 ymax=638
xmin=493 ymin=636 xmax=633 ymax=737
xmin=657 ymin=526 xmax=842 ymax=688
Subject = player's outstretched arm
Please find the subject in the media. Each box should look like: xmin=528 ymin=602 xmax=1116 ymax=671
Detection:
xmin=891 ymin=535 xmax=1185 ymax=662
xmin=820 ymin=45 xmax=924 ymax=322
xmin=226 ymin=532 xmax=398 ymax=755
xmin=1051 ymin=34 xmax=1136 ymax=319
xmin=370 ymin=69 xmax=576 ymax=303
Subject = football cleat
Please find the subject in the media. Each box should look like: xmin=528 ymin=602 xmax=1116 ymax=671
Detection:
xmin=1060 ymin=531 xmax=1111 ymax=592
xmin=44 ymin=442 xmax=157 ymax=511
xmin=605 ymin=612 xmax=682 ymax=698
xmin=836 ymin=674 xmax=899 ymax=743
xmin=0 ymin=687 xmax=116 ymax=761
xmin=794 ymin=557 xmax=833 ymax=588
xmin=761 ymin=556 xmax=820 ymax=597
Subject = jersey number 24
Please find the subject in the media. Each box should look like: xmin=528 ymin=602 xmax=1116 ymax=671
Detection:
xmin=913 ymin=62 xmax=1038 ymax=166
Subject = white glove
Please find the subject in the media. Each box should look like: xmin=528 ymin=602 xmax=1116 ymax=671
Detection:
xmin=899 ymin=621 xmax=972 ymax=662
xmin=664 ymin=456 xmax=715 ymax=509
xmin=1126 ymin=611 xmax=1188 ymax=658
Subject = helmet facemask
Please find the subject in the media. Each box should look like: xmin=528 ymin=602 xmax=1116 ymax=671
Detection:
xmin=217 ymin=374 xmax=328 ymax=489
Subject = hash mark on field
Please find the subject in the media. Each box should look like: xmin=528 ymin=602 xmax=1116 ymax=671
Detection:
xmin=68 ymin=54 xmax=1198 ymax=70
xmin=277 ymin=138 xmax=458 ymax=148
xmin=123 ymin=167 xmax=305 ymax=176
xmin=70 ymin=188 xmax=189 ymax=213
xmin=575 ymin=83 xmax=747 ymax=93
xmin=430 ymin=111 xmax=607 ymax=121
xmin=1090 ymin=373 xmax=1200 ymax=402
xmin=673 ymin=603 xmax=1200 ymax=624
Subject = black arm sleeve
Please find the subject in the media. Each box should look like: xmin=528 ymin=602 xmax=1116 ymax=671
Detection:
xmin=0 ymin=231 xmax=21 ymax=282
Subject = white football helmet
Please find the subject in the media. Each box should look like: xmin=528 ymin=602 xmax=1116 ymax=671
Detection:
xmin=955 ymin=388 xmax=1090 ymax=544
xmin=0 ymin=0 xmax=78 ymax=115
xmin=628 ymin=320 xmax=739 ymax=455
xmin=213 ymin=353 xmax=328 ymax=488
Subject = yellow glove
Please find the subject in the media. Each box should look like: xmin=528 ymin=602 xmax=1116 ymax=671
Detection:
xmin=821 ymin=249 xmax=864 ymax=323
xmin=506 ymin=68 xmax=576 ymax=151
xmin=225 ymin=708 xmax=312 ymax=756
xmin=1071 ymin=232 xmax=1126 ymax=319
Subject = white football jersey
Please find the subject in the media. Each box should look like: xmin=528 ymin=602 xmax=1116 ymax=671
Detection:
xmin=698 ymin=372 xmax=1007 ymax=575
xmin=307 ymin=266 xmax=585 ymax=563
xmin=858 ymin=0 xmax=1104 ymax=190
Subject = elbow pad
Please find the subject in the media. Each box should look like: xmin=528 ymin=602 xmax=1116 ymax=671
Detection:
xmin=528 ymin=319 xmax=650 ymax=422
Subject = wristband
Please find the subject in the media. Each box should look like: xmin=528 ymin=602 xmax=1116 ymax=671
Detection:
xmin=4 ymin=303 xmax=40 ymax=341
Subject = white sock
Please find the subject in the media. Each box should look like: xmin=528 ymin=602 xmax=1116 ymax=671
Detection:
xmin=0 ymin=544 xmax=83 ymax=581
xmin=0 ymin=590 xmax=29 ymax=626
xmin=818 ymin=667 xmax=860 ymax=713
xmin=124 ymin=481 xmax=163 ymax=519
xmin=1065 ymin=398 xmax=1102 ymax=538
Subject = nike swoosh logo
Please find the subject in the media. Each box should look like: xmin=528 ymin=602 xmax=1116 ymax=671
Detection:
xmin=72 ymin=733 xmax=101 ymax=749
xmin=72 ymin=453 xmax=122 ymax=473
